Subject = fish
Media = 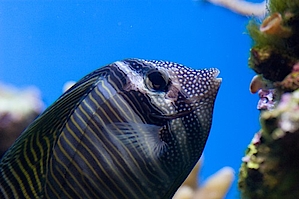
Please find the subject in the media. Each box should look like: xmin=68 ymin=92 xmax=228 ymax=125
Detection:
xmin=0 ymin=58 xmax=221 ymax=199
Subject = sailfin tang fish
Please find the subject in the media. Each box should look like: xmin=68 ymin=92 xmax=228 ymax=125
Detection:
xmin=0 ymin=58 xmax=221 ymax=199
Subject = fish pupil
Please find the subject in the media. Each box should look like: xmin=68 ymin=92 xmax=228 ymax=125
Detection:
xmin=146 ymin=69 xmax=168 ymax=92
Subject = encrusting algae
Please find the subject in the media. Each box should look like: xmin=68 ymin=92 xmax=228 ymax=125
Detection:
xmin=239 ymin=0 xmax=299 ymax=198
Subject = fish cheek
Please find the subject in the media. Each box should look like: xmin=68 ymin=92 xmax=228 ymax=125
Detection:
xmin=119 ymin=90 xmax=169 ymax=126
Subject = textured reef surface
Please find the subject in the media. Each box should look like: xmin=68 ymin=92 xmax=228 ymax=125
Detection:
xmin=238 ymin=0 xmax=299 ymax=198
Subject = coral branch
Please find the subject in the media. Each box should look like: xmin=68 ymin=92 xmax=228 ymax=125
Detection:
xmin=207 ymin=0 xmax=267 ymax=17
xmin=173 ymin=159 xmax=234 ymax=199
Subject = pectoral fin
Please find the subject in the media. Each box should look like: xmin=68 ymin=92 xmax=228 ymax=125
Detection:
xmin=105 ymin=122 xmax=167 ymax=158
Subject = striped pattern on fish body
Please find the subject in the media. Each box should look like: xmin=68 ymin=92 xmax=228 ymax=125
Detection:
xmin=0 ymin=58 xmax=221 ymax=199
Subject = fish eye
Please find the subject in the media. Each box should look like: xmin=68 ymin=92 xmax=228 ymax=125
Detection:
xmin=145 ymin=69 xmax=169 ymax=92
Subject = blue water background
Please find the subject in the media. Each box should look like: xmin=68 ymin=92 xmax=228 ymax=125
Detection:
xmin=0 ymin=1 xmax=261 ymax=198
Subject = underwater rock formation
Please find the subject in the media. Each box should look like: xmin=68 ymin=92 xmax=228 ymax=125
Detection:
xmin=0 ymin=83 xmax=44 ymax=158
xmin=239 ymin=0 xmax=299 ymax=198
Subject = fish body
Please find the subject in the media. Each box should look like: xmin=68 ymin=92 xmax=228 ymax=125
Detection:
xmin=0 ymin=59 xmax=221 ymax=199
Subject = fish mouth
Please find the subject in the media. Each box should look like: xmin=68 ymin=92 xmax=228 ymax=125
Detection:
xmin=211 ymin=68 xmax=222 ymax=83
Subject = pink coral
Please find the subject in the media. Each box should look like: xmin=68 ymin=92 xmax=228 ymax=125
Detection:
xmin=257 ymin=89 xmax=277 ymax=110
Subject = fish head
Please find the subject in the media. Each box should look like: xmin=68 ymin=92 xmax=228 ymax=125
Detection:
xmin=113 ymin=58 xmax=221 ymax=162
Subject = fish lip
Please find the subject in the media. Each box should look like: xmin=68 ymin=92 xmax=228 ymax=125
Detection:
xmin=211 ymin=68 xmax=222 ymax=80
xmin=212 ymin=68 xmax=222 ymax=84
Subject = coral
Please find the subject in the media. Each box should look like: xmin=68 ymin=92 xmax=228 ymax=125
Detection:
xmin=239 ymin=91 xmax=299 ymax=199
xmin=239 ymin=0 xmax=299 ymax=198
xmin=174 ymin=159 xmax=234 ymax=199
xmin=0 ymin=83 xmax=44 ymax=158
xmin=278 ymin=71 xmax=299 ymax=91
xmin=259 ymin=13 xmax=292 ymax=37
xmin=0 ymin=80 xmax=75 ymax=159
xmin=62 ymin=81 xmax=76 ymax=93
xmin=249 ymin=75 xmax=281 ymax=110
xmin=192 ymin=167 xmax=234 ymax=199
xmin=257 ymin=89 xmax=278 ymax=110
xmin=247 ymin=0 xmax=299 ymax=88
xmin=206 ymin=0 xmax=267 ymax=17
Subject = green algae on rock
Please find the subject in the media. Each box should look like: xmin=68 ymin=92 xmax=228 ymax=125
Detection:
xmin=247 ymin=0 xmax=299 ymax=91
